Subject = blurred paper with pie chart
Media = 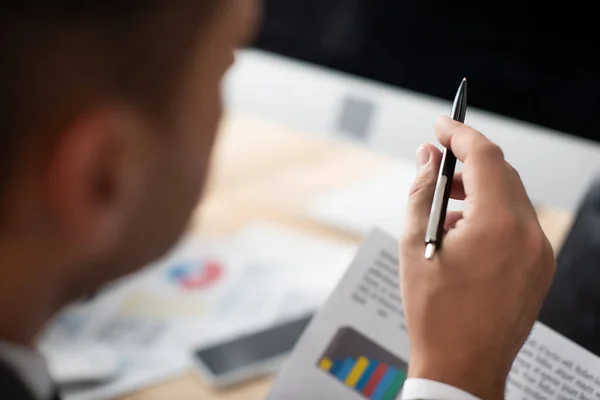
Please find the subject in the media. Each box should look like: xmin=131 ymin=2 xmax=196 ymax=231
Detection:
xmin=43 ymin=223 xmax=357 ymax=400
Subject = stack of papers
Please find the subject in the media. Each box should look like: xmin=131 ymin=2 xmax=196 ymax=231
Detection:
xmin=39 ymin=223 xmax=358 ymax=400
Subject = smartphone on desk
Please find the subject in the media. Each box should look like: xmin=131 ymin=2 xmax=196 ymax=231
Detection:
xmin=192 ymin=313 xmax=313 ymax=388
xmin=539 ymin=176 xmax=600 ymax=356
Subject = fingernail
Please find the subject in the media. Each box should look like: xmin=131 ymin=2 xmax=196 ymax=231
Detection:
xmin=416 ymin=146 xmax=431 ymax=170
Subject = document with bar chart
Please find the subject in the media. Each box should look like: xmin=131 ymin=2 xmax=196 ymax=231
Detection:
xmin=267 ymin=229 xmax=410 ymax=400
xmin=318 ymin=327 xmax=408 ymax=399
xmin=268 ymin=228 xmax=600 ymax=400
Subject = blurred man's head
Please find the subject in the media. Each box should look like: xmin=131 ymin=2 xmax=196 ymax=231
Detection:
xmin=0 ymin=0 xmax=259 ymax=343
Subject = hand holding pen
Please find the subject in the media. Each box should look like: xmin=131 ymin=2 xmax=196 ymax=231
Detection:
xmin=398 ymin=100 xmax=554 ymax=400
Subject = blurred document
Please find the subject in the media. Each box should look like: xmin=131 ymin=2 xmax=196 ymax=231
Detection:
xmin=61 ymin=351 xmax=189 ymax=400
xmin=40 ymin=223 xmax=356 ymax=399
xmin=268 ymin=228 xmax=600 ymax=400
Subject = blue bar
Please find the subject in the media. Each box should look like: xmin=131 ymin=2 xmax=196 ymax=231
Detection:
xmin=370 ymin=366 xmax=398 ymax=400
xmin=329 ymin=359 xmax=343 ymax=376
xmin=335 ymin=358 xmax=355 ymax=381
xmin=356 ymin=359 xmax=378 ymax=391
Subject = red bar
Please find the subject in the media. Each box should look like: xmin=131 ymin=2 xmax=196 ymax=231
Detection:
xmin=362 ymin=363 xmax=389 ymax=397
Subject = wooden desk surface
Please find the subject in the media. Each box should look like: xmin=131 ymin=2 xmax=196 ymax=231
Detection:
xmin=119 ymin=114 xmax=574 ymax=400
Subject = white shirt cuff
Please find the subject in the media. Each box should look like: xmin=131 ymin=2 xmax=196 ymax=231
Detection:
xmin=401 ymin=378 xmax=482 ymax=400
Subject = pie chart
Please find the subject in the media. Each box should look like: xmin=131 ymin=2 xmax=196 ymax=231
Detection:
xmin=167 ymin=259 xmax=224 ymax=290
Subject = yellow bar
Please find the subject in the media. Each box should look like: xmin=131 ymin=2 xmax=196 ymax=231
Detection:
xmin=345 ymin=356 xmax=370 ymax=387
xmin=319 ymin=357 xmax=333 ymax=372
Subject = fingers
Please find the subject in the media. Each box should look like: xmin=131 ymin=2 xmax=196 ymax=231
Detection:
xmin=444 ymin=211 xmax=463 ymax=231
xmin=451 ymin=172 xmax=465 ymax=200
xmin=403 ymin=144 xmax=466 ymax=247
xmin=434 ymin=116 xmax=516 ymax=206
xmin=403 ymin=144 xmax=443 ymax=244
xmin=503 ymin=161 xmax=536 ymax=216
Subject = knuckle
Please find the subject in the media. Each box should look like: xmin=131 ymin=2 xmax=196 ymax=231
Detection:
xmin=492 ymin=209 xmax=520 ymax=236
xmin=543 ymin=239 xmax=556 ymax=270
xmin=408 ymin=173 xmax=434 ymax=200
xmin=506 ymin=162 xmax=521 ymax=179
xmin=470 ymin=208 xmax=520 ymax=248
xmin=478 ymin=141 xmax=505 ymax=161
xmin=399 ymin=232 xmax=420 ymax=258
xmin=399 ymin=234 xmax=412 ymax=254
xmin=536 ymin=228 xmax=555 ymax=262
xmin=546 ymin=246 xmax=557 ymax=278
xmin=506 ymin=163 xmax=529 ymax=193
xmin=538 ymin=243 xmax=556 ymax=288
xmin=408 ymin=178 xmax=426 ymax=199
xmin=521 ymin=222 xmax=555 ymax=276
xmin=523 ymin=223 xmax=545 ymax=256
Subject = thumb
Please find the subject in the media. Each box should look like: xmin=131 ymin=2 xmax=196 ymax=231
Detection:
xmin=403 ymin=144 xmax=442 ymax=245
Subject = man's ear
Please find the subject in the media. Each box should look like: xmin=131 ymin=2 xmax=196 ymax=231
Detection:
xmin=44 ymin=107 xmax=152 ymax=258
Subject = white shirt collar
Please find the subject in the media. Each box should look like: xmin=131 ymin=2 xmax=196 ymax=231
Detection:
xmin=0 ymin=341 xmax=54 ymax=400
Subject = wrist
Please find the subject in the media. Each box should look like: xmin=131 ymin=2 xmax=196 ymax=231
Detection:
xmin=408 ymin=354 xmax=507 ymax=400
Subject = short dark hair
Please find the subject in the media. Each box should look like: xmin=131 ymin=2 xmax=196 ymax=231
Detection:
xmin=0 ymin=1 xmax=218 ymax=206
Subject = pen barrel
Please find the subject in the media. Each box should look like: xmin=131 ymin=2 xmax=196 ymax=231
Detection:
xmin=436 ymin=150 xmax=456 ymax=243
xmin=441 ymin=149 xmax=457 ymax=177
xmin=424 ymin=78 xmax=466 ymax=252
xmin=425 ymin=148 xmax=456 ymax=245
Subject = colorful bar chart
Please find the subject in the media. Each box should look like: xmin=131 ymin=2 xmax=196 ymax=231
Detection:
xmin=317 ymin=327 xmax=408 ymax=399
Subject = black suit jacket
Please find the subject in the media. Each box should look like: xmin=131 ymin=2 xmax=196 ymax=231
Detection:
xmin=0 ymin=360 xmax=59 ymax=400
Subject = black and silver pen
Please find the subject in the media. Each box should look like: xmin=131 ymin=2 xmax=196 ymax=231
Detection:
xmin=424 ymin=78 xmax=468 ymax=259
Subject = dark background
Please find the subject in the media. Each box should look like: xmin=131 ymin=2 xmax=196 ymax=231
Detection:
xmin=538 ymin=177 xmax=600 ymax=356
xmin=252 ymin=0 xmax=600 ymax=142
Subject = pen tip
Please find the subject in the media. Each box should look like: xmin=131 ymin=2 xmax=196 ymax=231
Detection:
xmin=425 ymin=243 xmax=435 ymax=260
xmin=462 ymin=77 xmax=467 ymax=82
